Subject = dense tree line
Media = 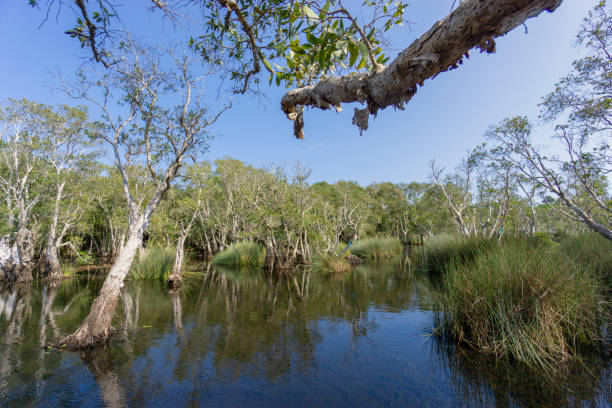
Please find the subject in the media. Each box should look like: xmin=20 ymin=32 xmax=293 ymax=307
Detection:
xmin=0 ymin=98 xmax=593 ymax=283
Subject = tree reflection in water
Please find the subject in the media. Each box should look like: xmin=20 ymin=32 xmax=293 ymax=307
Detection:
xmin=0 ymin=258 xmax=609 ymax=407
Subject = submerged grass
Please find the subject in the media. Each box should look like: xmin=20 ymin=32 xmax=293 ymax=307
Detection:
xmin=211 ymin=242 xmax=266 ymax=267
xmin=349 ymin=237 xmax=402 ymax=261
xmin=436 ymin=239 xmax=605 ymax=371
xmin=131 ymin=247 xmax=175 ymax=281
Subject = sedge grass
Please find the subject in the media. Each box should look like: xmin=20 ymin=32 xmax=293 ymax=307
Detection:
xmin=424 ymin=234 xmax=495 ymax=275
xmin=349 ymin=237 xmax=402 ymax=261
xmin=131 ymin=247 xmax=175 ymax=281
xmin=312 ymin=253 xmax=351 ymax=275
xmin=437 ymin=240 xmax=604 ymax=370
xmin=211 ymin=242 xmax=266 ymax=268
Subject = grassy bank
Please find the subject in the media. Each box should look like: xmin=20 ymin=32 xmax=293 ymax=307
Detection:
xmin=131 ymin=247 xmax=175 ymax=281
xmin=211 ymin=242 xmax=266 ymax=267
xmin=349 ymin=237 xmax=402 ymax=261
xmin=433 ymin=238 xmax=606 ymax=370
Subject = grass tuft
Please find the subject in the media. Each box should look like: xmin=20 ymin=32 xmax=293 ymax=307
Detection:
xmin=424 ymin=234 xmax=495 ymax=275
xmin=312 ymin=253 xmax=351 ymax=275
xmin=131 ymin=247 xmax=175 ymax=281
xmin=436 ymin=240 xmax=605 ymax=370
xmin=349 ymin=237 xmax=402 ymax=261
xmin=211 ymin=242 xmax=266 ymax=267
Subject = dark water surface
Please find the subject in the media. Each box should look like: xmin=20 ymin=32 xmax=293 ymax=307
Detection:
xmin=0 ymin=259 xmax=610 ymax=407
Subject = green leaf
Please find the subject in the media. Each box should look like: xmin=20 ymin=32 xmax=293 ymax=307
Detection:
xmin=290 ymin=43 xmax=306 ymax=55
xmin=306 ymin=32 xmax=319 ymax=45
xmin=348 ymin=41 xmax=359 ymax=67
xmin=356 ymin=57 xmax=366 ymax=70
xmin=303 ymin=6 xmax=318 ymax=21
xmin=263 ymin=58 xmax=274 ymax=73
xmin=320 ymin=0 xmax=331 ymax=18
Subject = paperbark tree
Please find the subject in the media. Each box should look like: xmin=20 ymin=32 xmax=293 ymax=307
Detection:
xmin=33 ymin=102 xmax=96 ymax=280
xmin=0 ymin=101 xmax=45 ymax=282
xmin=54 ymin=44 xmax=226 ymax=350
xmin=487 ymin=117 xmax=612 ymax=241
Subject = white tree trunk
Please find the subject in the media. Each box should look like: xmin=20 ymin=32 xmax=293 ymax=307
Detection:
xmin=55 ymin=219 xmax=145 ymax=350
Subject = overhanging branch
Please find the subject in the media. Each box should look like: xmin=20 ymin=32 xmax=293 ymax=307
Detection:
xmin=281 ymin=0 xmax=564 ymax=139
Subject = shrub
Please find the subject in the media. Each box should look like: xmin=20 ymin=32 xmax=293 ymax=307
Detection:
xmin=131 ymin=247 xmax=175 ymax=281
xmin=211 ymin=242 xmax=266 ymax=267
xmin=349 ymin=237 xmax=402 ymax=261
xmin=527 ymin=231 xmax=556 ymax=248
xmin=424 ymin=235 xmax=495 ymax=275
xmin=438 ymin=240 xmax=604 ymax=370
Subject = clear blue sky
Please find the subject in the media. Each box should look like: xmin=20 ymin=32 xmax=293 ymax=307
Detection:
xmin=0 ymin=0 xmax=597 ymax=185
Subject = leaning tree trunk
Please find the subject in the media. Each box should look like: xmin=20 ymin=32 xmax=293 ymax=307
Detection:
xmin=54 ymin=221 xmax=145 ymax=350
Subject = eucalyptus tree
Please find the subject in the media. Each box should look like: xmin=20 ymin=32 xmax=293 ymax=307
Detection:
xmin=31 ymin=0 xmax=564 ymax=137
xmin=55 ymin=44 xmax=226 ymax=350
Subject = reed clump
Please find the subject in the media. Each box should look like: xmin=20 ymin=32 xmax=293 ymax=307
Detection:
xmin=559 ymin=233 xmax=612 ymax=289
xmin=349 ymin=237 xmax=402 ymax=261
xmin=211 ymin=242 xmax=266 ymax=267
xmin=437 ymin=240 xmax=604 ymax=370
xmin=424 ymin=234 xmax=495 ymax=275
xmin=131 ymin=247 xmax=175 ymax=281
xmin=312 ymin=253 xmax=351 ymax=275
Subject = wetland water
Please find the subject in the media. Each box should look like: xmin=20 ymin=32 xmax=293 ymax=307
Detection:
xmin=1 ymin=259 xmax=610 ymax=407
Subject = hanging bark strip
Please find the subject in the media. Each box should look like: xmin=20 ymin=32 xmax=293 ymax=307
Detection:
xmin=280 ymin=0 xmax=564 ymax=139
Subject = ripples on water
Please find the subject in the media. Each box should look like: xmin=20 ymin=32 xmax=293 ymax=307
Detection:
xmin=0 ymin=257 xmax=610 ymax=407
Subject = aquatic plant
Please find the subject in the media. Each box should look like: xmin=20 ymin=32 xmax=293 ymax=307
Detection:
xmin=349 ymin=237 xmax=402 ymax=261
xmin=312 ymin=253 xmax=351 ymax=274
xmin=424 ymin=234 xmax=495 ymax=275
xmin=211 ymin=242 xmax=266 ymax=267
xmin=437 ymin=240 xmax=604 ymax=370
xmin=131 ymin=247 xmax=175 ymax=281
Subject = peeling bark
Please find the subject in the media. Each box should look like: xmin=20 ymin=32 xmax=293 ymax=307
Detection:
xmin=281 ymin=0 xmax=564 ymax=139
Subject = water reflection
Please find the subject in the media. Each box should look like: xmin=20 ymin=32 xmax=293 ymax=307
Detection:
xmin=431 ymin=337 xmax=612 ymax=407
xmin=0 ymin=259 xmax=609 ymax=407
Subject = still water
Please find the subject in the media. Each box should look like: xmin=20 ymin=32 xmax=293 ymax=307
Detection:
xmin=0 ymin=259 xmax=610 ymax=407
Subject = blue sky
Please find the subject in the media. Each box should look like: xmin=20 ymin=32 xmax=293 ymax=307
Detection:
xmin=0 ymin=0 xmax=597 ymax=185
